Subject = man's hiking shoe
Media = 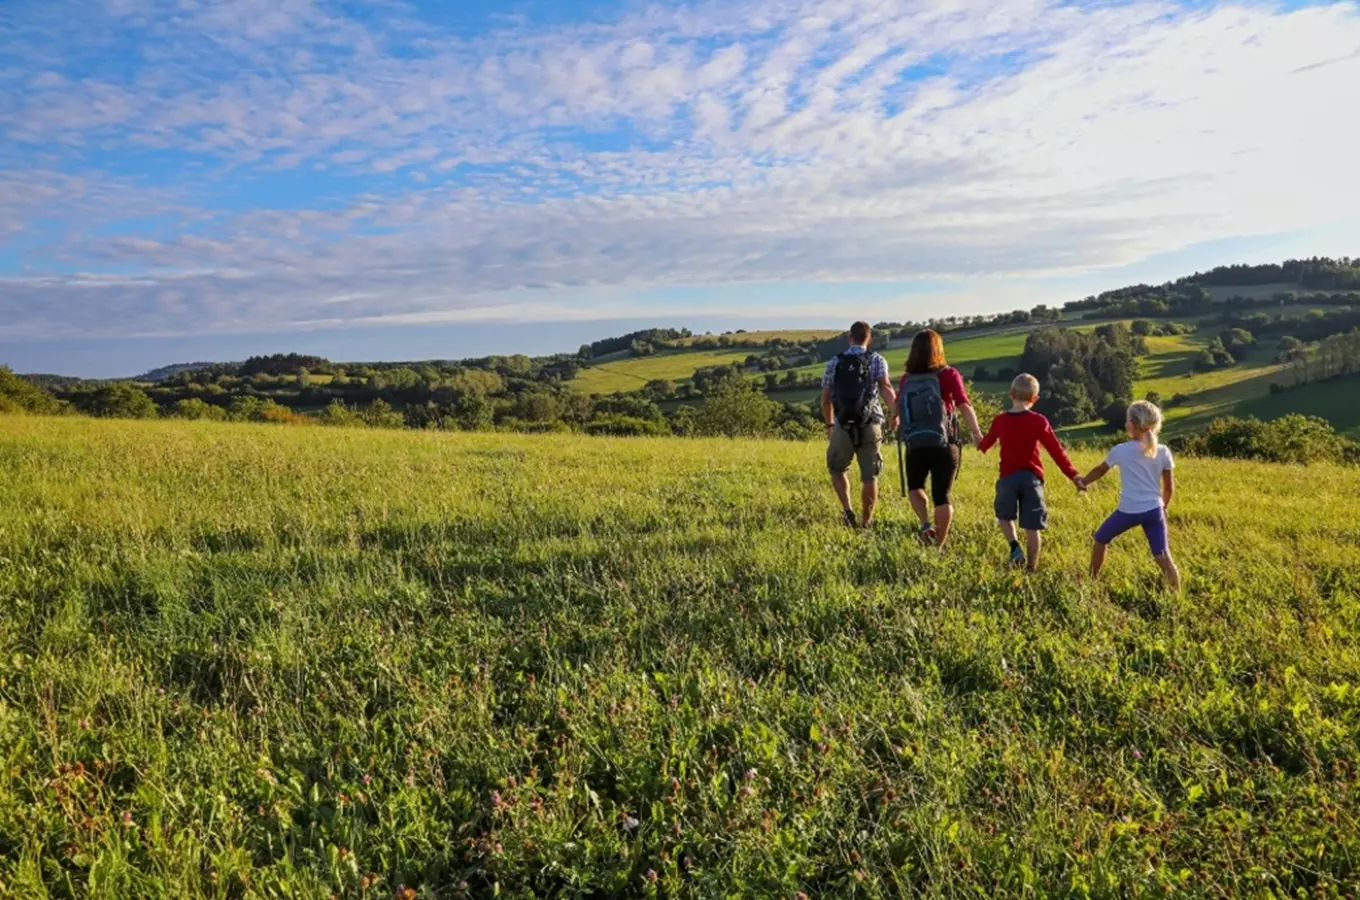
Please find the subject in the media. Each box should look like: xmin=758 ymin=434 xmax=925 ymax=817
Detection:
xmin=1009 ymin=545 xmax=1027 ymax=567
xmin=842 ymin=509 xmax=858 ymax=529
xmin=918 ymin=524 xmax=937 ymax=546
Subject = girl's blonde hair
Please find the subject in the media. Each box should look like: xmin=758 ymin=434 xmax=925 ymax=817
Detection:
xmin=1126 ymin=400 xmax=1164 ymax=457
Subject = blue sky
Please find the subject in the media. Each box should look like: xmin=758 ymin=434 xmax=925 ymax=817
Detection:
xmin=2 ymin=0 xmax=1359 ymax=377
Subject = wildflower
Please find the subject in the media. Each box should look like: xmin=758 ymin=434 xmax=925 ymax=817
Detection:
xmin=121 ymin=811 xmax=134 ymax=827
xmin=79 ymin=718 xmax=91 ymax=730
xmin=744 ymin=768 xmax=758 ymax=781
xmin=1133 ymin=748 xmax=1144 ymax=760
xmin=646 ymin=869 xmax=659 ymax=884
xmin=623 ymin=815 xmax=640 ymax=831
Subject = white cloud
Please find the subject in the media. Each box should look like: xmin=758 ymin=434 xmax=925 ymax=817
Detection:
xmin=2 ymin=0 xmax=1359 ymax=340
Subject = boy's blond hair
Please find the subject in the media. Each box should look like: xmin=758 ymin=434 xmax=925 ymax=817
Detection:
xmin=1010 ymin=373 xmax=1040 ymax=401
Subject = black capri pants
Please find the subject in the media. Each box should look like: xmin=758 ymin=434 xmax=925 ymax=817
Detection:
xmin=905 ymin=444 xmax=962 ymax=506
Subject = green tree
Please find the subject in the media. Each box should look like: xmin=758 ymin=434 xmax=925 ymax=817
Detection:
xmin=361 ymin=399 xmax=405 ymax=429
xmin=694 ymin=379 xmax=779 ymax=437
xmin=0 ymin=366 xmax=63 ymax=415
xmin=82 ymin=383 xmax=159 ymax=419
xmin=171 ymin=398 xmax=227 ymax=421
xmin=319 ymin=400 xmax=365 ymax=428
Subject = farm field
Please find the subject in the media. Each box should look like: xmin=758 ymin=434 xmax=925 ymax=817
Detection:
xmin=572 ymin=348 xmax=754 ymax=395
xmin=2 ymin=416 xmax=1359 ymax=898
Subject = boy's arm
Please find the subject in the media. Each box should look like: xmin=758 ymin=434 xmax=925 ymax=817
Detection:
xmin=1039 ymin=421 xmax=1081 ymax=482
xmin=1161 ymin=469 xmax=1174 ymax=509
xmin=976 ymin=417 xmax=999 ymax=453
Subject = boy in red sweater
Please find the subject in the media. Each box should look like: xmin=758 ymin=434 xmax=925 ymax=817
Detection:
xmin=976 ymin=373 xmax=1085 ymax=570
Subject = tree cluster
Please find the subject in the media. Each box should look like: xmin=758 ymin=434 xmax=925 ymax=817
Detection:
xmin=1018 ymin=325 xmax=1146 ymax=426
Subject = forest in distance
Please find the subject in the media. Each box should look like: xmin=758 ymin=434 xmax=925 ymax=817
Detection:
xmin=6 ymin=256 xmax=1360 ymax=466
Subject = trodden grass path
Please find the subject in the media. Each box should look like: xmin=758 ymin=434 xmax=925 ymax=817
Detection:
xmin=1 ymin=416 xmax=1358 ymax=898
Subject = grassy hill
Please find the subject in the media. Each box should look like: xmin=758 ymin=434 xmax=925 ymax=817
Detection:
xmin=575 ymin=309 xmax=1360 ymax=440
xmin=3 ymin=415 xmax=1359 ymax=896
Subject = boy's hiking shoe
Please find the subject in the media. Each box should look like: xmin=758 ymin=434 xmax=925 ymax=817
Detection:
xmin=842 ymin=509 xmax=858 ymax=529
xmin=918 ymin=524 xmax=937 ymax=546
xmin=1009 ymin=545 xmax=1026 ymax=567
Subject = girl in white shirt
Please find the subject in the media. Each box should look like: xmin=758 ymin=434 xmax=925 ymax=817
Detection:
xmin=1080 ymin=401 xmax=1182 ymax=591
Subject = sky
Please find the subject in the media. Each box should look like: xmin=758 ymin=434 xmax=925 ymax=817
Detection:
xmin=2 ymin=0 xmax=1359 ymax=377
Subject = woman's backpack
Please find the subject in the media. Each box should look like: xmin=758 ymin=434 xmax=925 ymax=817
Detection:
xmin=898 ymin=370 xmax=956 ymax=449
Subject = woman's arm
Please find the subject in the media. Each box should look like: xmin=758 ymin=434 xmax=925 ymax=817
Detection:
xmin=958 ymin=402 xmax=984 ymax=445
xmin=1161 ymin=469 xmax=1174 ymax=509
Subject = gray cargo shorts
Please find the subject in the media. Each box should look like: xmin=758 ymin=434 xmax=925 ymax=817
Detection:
xmin=827 ymin=423 xmax=883 ymax=483
xmin=994 ymin=470 xmax=1048 ymax=530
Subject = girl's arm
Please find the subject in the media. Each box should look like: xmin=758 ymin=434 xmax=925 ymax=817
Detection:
xmin=1082 ymin=461 xmax=1110 ymax=486
xmin=1161 ymin=469 xmax=1174 ymax=509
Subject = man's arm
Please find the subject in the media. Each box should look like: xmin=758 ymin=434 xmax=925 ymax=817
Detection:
xmin=878 ymin=376 xmax=897 ymax=429
xmin=821 ymin=386 xmax=835 ymax=436
xmin=1161 ymin=469 xmax=1174 ymax=509
xmin=1040 ymin=422 xmax=1082 ymax=482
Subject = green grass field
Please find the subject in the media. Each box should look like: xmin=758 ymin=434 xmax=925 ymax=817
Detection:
xmin=2 ymin=416 xmax=1359 ymax=898
xmin=573 ymin=349 xmax=755 ymax=395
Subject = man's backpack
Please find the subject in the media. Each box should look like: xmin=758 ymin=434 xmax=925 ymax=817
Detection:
xmin=898 ymin=370 xmax=956 ymax=449
xmin=831 ymin=352 xmax=877 ymax=429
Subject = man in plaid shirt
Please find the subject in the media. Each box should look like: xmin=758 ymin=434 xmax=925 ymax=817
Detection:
xmin=821 ymin=321 xmax=897 ymax=528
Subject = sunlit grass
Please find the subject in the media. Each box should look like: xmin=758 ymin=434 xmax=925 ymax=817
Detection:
xmin=1 ymin=416 xmax=1358 ymax=897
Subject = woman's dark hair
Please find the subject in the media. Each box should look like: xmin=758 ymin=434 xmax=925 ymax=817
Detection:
xmin=906 ymin=329 xmax=947 ymax=374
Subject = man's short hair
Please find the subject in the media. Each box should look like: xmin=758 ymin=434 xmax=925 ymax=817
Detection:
xmin=850 ymin=321 xmax=872 ymax=344
xmin=1010 ymin=373 xmax=1040 ymax=400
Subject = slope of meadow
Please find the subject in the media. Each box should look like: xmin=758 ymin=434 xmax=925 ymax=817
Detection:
xmin=572 ymin=349 xmax=755 ymax=395
xmin=2 ymin=417 xmax=1359 ymax=898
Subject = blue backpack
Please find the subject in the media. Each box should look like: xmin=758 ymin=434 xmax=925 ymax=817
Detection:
xmin=898 ymin=371 xmax=955 ymax=449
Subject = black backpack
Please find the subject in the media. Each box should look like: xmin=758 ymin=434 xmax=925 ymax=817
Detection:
xmin=831 ymin=352 xmax=878 ymax=429
xmin=898 ymin=370 xmax=956 ymax=449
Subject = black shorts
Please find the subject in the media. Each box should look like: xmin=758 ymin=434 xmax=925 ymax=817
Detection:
xmin=905 ymin=444 xmax=961 ymax=506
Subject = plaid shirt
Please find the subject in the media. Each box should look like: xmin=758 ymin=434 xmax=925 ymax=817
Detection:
xmin=822 ymin=346 xmax=889 ymax=423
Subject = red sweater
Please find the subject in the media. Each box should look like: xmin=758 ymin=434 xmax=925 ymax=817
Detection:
xmin=977 ymin=410 xmax=1080 ymax=482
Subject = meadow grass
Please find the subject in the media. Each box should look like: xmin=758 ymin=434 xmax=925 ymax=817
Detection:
xmin=1 ymin=416 xmax=1359 ymax=898
xmin=572 ymin=350 xmax=755 ymax=395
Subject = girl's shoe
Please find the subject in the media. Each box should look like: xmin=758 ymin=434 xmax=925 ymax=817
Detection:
xmin=919 ymin=524 xmax=937 ymax=546
xmin=1008 ymin=545 xmax=1026 ymax=567
xmin=842 ymin=509 xmax=859 ymax=529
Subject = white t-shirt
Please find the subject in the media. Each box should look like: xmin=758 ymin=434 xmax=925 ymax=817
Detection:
xmin=1105 ymin=440 xmax=1175 ymax=513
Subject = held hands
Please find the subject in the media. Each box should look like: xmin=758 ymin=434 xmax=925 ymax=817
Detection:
xmin=1074 ymin=475 xmax=1087 ymax=493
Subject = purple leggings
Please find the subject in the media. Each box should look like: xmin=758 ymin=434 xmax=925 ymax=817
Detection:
xmin=1094 ymin=507 xmax=1169 ymax=557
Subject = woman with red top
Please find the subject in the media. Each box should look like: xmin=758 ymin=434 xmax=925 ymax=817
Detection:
xmin=893 ymin=329 xmax=985 ymax=547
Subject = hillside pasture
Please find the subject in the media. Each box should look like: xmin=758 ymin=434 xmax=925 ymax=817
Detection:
xmin=572 ymin=348 xmax=752 ymax=395
xmin=2 ymin=416 xmax=1359 ymax=897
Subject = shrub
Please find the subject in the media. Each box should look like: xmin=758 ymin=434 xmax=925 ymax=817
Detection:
xmin=973 ymin=366 xmax=992 ymax=382
xmin=1102 ymin=399 xmax=1131 ymax=431
xmin=1168 ymin=393 xmax=1191 ymax=407
xmin=584 ymin=415 xmax=670 ymax=437
xmin=170 ymin=398 xmax=227 ymax=421
xmin=319 ymin=400 xmax=366 ymax=428
xmin=80 ymin=383 xmax=159 ymax=419
xmin=1180 ymin=414 xmax=1355 ymax=465
xmin=0 ymin=367 xmax=64 ymax=415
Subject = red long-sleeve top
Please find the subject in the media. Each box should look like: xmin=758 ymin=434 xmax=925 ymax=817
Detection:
xmin=977 ymin=410 xmax=1080 ymax=482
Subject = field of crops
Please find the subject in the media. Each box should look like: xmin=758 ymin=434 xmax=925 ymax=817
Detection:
xmin=2 ymin=416 xmax=1359 ymax=898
